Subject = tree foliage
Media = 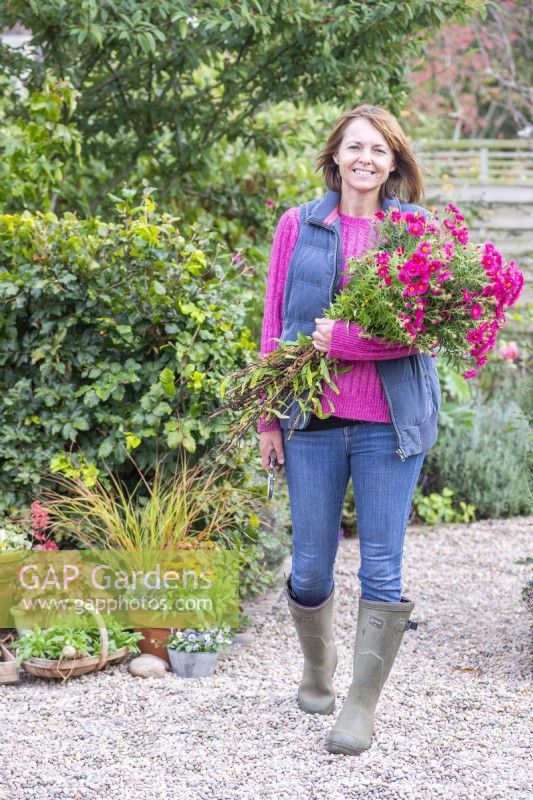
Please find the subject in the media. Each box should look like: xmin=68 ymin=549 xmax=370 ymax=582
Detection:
xmin=0 ymin=0 xmax=479 ymax=214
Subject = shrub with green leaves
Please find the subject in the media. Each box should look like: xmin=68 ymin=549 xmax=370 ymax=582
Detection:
xmin=0 ymin=190 xmax=255 ymax=510
xmin=423 ymin=398 xmax=532 ymax=518
xmin=412 ymin=485 xmax=476 ymax=525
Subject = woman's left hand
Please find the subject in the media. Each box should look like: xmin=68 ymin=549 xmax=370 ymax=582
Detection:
xmin=311 ymin=318 xmax=336 ymax=354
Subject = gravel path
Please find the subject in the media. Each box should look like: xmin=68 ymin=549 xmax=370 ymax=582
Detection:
xmin=1 ymin=517 xmax=531 ymax=800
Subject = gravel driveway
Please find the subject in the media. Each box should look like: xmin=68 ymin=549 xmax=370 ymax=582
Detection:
xmin=1 ymin=517 xmax=531 ymax=800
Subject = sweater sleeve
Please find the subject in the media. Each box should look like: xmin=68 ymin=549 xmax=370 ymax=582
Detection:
xmin=327 ymin=320 xmax=421 ymax=361
xmin=257 ymin=207 xmax=300 ymax=434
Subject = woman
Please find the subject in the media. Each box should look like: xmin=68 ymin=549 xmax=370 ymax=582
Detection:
xmin=257 ymin=104 xmax=441 ymax=756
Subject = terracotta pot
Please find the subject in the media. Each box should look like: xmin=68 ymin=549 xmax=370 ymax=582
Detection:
xmin=135 ymin=628 xmax=171 ymax=665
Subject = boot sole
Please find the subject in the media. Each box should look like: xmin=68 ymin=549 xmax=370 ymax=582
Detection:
xmin=298 ymin=698 xmax=335 ymax=715
xmin=325 ymin=738 xmax=370 ymax=756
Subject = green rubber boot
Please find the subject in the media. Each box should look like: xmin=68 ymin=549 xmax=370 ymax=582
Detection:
xmin=285 ymin=574 xmax=338 ymax=715
xmin=325 ymin=595 xmax=417 ymax=755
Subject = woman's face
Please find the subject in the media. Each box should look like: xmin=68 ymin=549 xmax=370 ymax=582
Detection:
xmin=333 ymin=117 xmax=396 ymax=198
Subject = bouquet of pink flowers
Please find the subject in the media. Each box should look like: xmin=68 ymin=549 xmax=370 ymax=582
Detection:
xmin=333 ymin=203 xmax=524 ymax=379
xmin=212 ymin=204 xmax=524 ymax=449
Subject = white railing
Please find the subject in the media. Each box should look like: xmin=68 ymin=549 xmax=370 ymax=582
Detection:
xmin=413 ymin=139 xmax=533 ymax=184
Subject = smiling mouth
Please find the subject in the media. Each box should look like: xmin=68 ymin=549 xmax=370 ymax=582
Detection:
xmin=352 ymin=169 xmax=375 ymax=176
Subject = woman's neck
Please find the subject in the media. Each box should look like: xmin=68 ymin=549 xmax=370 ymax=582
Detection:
xmin=338 ymin=189 xmax=381 ymax=218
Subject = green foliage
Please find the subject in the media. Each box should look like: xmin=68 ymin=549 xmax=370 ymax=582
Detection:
xmin=0 ymin=1 xmax=476 ymax=216
xmin=0 ymin=74 xmax=81 ymax=212
xmin=13 ymin=624 xmax=143 ymax=665
xmin=412 ymin=485 xmax=476 ymax=524
xmin=434 ymin=358 xmax=475 ymax=434
xmin=0 ymin=514 xmax=32 ymax=550
xmin=0 ymin=189 xmax=255 ymax=509
xmin=237 ymin=486 xmax=292 ymax=599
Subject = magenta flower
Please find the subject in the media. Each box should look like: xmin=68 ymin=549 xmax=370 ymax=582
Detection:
xmin=445 ymin=202 xmax=461 ymax=215
xmin=442 ymin=241 xmax=455 ymax=261
xmin=408 ymin=221 xmax=425 ymax=237
xmin=376 ymin=251 xmax=390 ymax=266
xmin=436 ymin=270 xmax=452 ymax=283
xmin=374 ymin=210 xmax=386 ymax=220
xmin=417 ymin=242 xmax=432 ymax=256
xmin=413 ymin=281 xmax=429 ymax=295
xmin=453 ymin=228 xmax=469 ymax=245
xmin=265 ymin=199 xmax=275 ymax=208
xmin=391 ymin=210 xmax=403 ymax=223
xmin=231 ymin=251 xmax=243 ymax=265
xmin=463 ymin=369 xmax=478 ymax=380
xmin=469 ymin=303 xmax=483 ymax=320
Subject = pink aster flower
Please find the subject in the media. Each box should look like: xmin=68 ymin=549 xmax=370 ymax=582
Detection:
xmin=407 ymin=221 xmax=425 ymax=237
xmin=469 ymin=303 xmax=483 ymax=320
xmin=417 ymin=242 xmax=432 ymax=256
xmin=391 ymin=210 xmax=403 ymax=223
xmin=413 ymin=280 xmax=429 ymax=295
xmin=374 ymin=210 xmax=386 ymax=220
xmin=453 ymin=228 xmax=469 ymax=245
xmin=376 ymin=251 xmax=390 ymax=266
xmin=463 ymin=369 xmax=478 ymax=380
xmin=445 ymin=202 xmax=461 ymax=215
xmin=442 ymin=241 xmax=455 ymax=261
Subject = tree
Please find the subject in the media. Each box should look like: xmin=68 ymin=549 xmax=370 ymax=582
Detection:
xmin=0 ymin=0 xmax=480 ymax=214
xmin=406 ymin=0 xmax=531 ymax=139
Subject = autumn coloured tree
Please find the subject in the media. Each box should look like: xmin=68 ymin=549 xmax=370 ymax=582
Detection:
xmin=407 ymin=0 xmax=531 ymax=139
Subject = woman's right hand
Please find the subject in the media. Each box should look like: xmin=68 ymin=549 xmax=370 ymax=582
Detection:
xmin=259 ymin=430 xmax=285 ymax=471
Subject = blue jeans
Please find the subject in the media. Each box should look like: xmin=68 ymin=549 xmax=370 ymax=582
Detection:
xmin=282 ymin=423 xmax=426 ymax=606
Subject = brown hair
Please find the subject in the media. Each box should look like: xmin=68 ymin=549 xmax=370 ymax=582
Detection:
xmin=315 ymin=104 xmax=424 ymax=203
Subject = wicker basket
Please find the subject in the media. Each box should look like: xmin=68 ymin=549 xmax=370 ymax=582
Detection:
xmin=105 ymin=645 xmax=130 ymax=666
xmin=0 ymin=644 xmax=19 ymax=684
xmin=22 ymin=625 xmax=109 ymax=681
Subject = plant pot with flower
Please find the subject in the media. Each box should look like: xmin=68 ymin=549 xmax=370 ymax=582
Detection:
xmin=166 ymin=627 xmax=233 ymax=678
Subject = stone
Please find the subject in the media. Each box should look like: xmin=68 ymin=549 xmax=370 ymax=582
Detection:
xmin=128 ymin=654 xmax=168 ymax=678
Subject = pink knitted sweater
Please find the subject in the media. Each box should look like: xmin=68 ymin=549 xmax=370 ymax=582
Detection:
xmin=257 ymin=206 xmax=421 ymax=433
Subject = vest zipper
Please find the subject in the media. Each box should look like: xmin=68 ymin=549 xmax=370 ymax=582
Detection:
xmin=376 ymin=364 xmax=406 ymax=461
